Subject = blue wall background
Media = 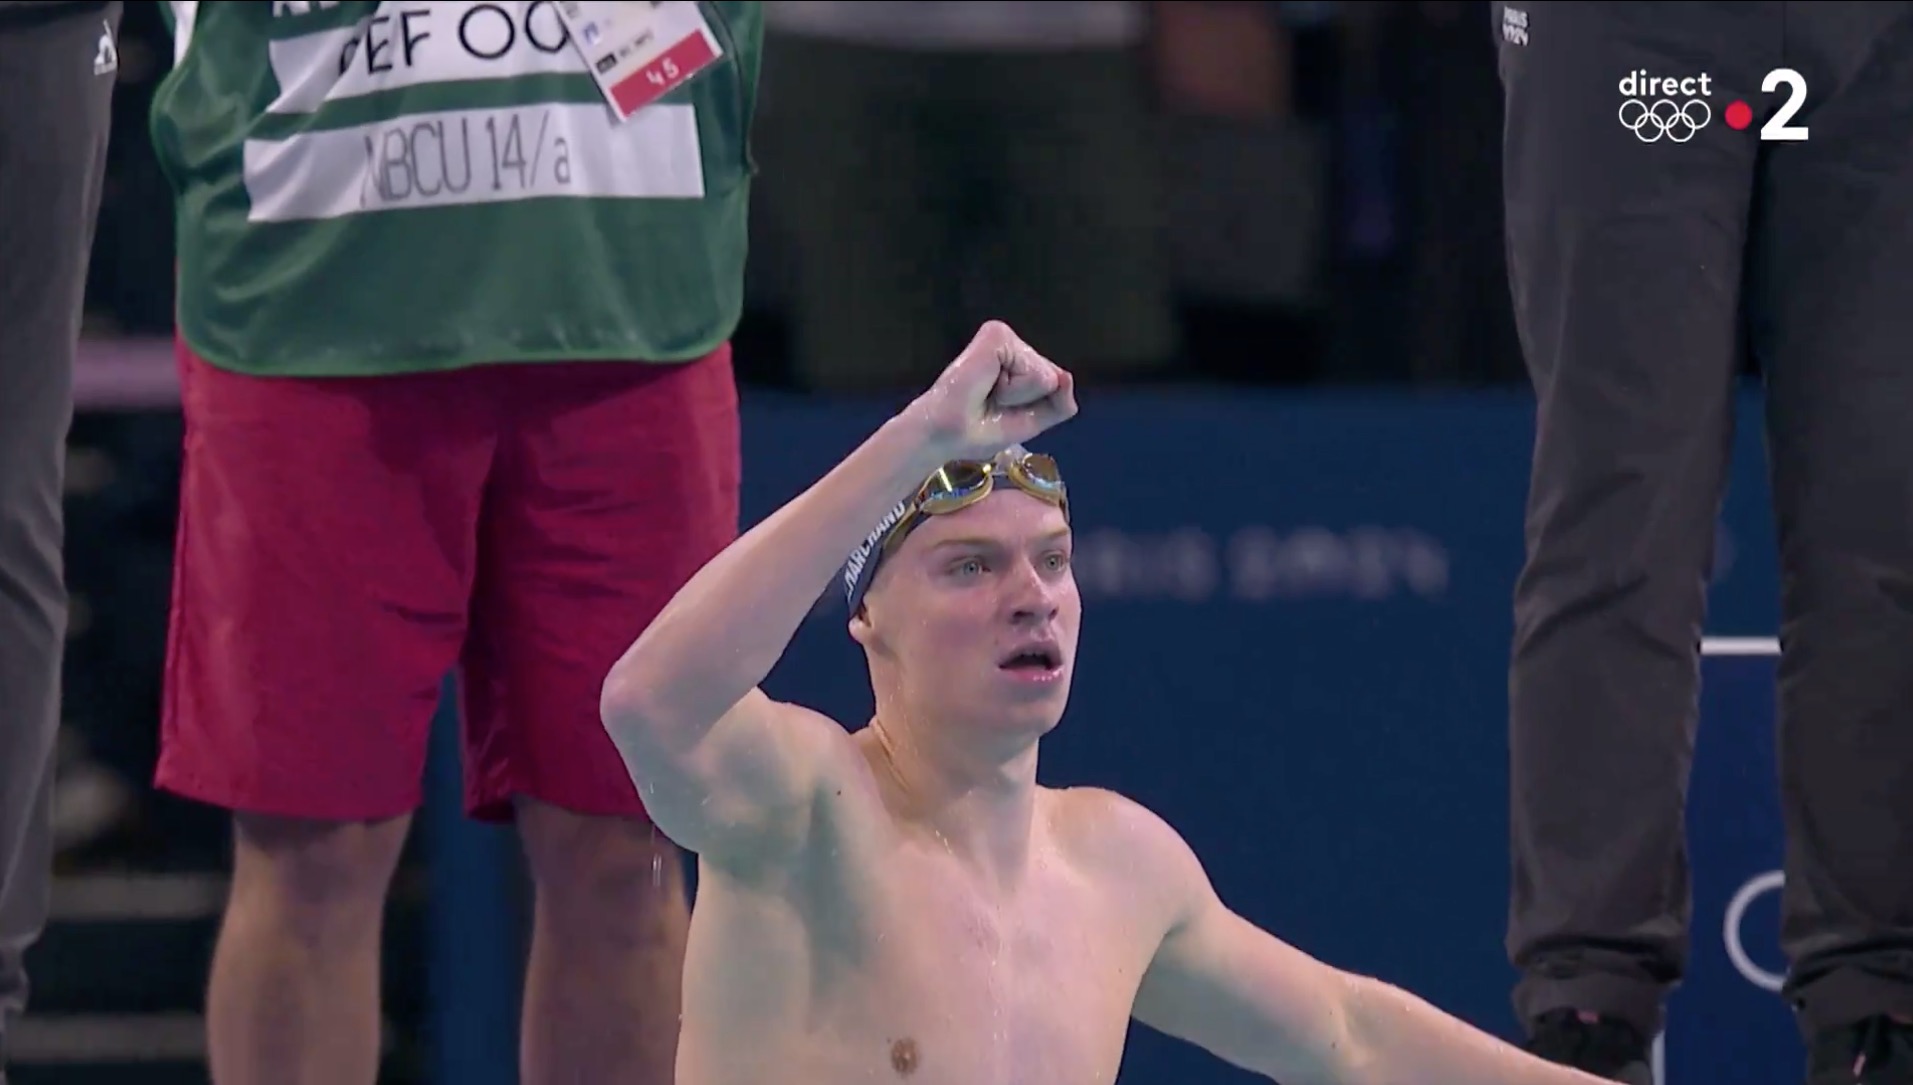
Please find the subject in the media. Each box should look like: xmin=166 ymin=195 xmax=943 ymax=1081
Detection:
xmin=730 ymin=386 xmax=1781 ymax=1081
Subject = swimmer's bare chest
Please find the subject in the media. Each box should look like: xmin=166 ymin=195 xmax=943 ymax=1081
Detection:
xmin=676 ymin=788 xmax=1168 ymax=1085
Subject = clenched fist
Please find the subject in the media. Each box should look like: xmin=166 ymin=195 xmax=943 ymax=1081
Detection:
xmin=909 ymin=321 xmax=1079 ymax=462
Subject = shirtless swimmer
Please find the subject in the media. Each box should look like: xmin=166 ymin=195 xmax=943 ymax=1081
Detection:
xmin=600 ymin=321 xmax=1613 ymax=1085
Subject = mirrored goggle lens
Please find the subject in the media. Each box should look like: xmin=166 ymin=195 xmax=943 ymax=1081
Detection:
xmin=917 ymin=461 xmax=992 ymax=512
xmin=1016 ymin=453 xmax=1064 ymax=491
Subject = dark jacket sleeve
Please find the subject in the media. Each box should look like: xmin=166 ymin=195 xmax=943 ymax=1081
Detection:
xmin=0 ymin=1 xmax=112 ymax=29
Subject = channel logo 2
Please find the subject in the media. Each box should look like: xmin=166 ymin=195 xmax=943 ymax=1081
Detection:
xmin=1617 ymin=66 xmax=1809 ymax=143
xmin=1759 ymin=67 xmax=1809 ymax=141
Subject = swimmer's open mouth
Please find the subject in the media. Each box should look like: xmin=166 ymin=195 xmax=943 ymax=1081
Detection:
xmin=998 ymin=644 xmax=1062 ymax=671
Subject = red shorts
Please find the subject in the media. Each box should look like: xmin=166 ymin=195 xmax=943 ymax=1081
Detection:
xmin=155 ymin=340 xmax=740 ymax=823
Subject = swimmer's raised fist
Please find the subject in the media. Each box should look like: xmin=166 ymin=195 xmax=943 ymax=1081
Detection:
xmin=909 ymin=320 xmax=1079 ymax=461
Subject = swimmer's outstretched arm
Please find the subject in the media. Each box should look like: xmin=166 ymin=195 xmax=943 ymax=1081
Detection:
xmin=1121 ymin=800 xmax=1611 ymax=1085
xmin=600 ymin=322 xmax=1076 ymax=864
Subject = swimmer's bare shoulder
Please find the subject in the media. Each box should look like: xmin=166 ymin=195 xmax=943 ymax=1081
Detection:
xmin=605 ymin=687 xmax=873 ymax=875
xmin=1043 ymin=786 xmax=1210 ymax=931
xmin=1046 ymin=785 xmax=1378 ymax=1080
xmin=1044 ymin=788 xmax=1623 ymax=1085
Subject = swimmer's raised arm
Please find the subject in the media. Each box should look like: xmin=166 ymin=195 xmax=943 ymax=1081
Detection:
xmin=1122 ymin=801 xmax=1610 ymax=1085
xmin=600 ymin=321 xmax=1077 ymax=865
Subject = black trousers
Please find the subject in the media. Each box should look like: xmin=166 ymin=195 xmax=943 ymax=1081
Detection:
xmin=0 ymin=2 xmax=119 ymax=1070
xmin=1496 ymin=0 xmax=1913 ymax=1039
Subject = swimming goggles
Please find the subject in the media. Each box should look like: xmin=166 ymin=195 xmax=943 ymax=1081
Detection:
xmin=842 ymin=447 xmax=1069 ymax=611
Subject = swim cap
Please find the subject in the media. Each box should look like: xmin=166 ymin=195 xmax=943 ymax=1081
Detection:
xmin=842 ymin=497 xmax=915 ymax=611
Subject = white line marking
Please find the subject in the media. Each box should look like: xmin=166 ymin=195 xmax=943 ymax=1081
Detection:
xmin=1700 ymin=636 xmax=1780 ymax=657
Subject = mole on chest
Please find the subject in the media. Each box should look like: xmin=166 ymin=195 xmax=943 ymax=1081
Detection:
xmin=889 ymin=1037 xmax=920 ymax=1076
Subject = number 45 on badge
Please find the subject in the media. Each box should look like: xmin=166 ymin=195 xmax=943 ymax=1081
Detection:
xmin=556 ymin=1 xmax=724 ymax=123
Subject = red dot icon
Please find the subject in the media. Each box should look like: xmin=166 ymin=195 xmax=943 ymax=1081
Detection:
xmin=1725 ymin=100 xmax=1754 ymax=130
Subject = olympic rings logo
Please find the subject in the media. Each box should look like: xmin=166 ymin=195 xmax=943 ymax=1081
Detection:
xmin=1723 ymin=869 xmax=1786 ymax=992
xmin=1619 ymin=97 xmax=1713 ymax=143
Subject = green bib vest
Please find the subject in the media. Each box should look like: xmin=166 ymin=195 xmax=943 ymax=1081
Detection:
xmin=153 ymin=1 xmax=761 ymax=376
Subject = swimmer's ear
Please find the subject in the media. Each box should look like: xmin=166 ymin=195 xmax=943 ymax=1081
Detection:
xmin=848 ymin=600 xmax=874 ymax=647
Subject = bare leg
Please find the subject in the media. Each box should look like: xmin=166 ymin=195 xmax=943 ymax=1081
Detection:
xmin=518 ymin=798 xmax=689 ymax=1085
xmin=206 ymin=814 xmax=409 ymax=1085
